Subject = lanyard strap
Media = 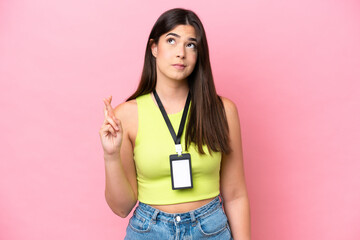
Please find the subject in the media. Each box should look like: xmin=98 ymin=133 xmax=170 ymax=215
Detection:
xmin=153 ymin=89 xmax=191 ymax=155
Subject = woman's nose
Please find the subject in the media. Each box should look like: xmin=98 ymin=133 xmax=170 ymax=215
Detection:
xmin=176 ymin=45 xmax=185 ymax=58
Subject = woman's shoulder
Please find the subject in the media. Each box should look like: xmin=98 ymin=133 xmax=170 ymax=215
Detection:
xmin=219 ymin=95 xmax=238 ymax=116
xmin=113 ymin=98 xmax=138 ymax=125
xmin=112 ymin=98 xmax=138 ymax=144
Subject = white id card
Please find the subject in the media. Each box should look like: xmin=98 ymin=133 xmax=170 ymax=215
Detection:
xmin=169 ymin=153 xmax=193 ymax=190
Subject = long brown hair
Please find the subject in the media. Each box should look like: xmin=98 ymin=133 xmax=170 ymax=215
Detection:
xmin=126 ymin=8 xmax=231 ymax=156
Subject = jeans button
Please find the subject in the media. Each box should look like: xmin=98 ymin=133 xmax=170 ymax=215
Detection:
xmin=175 ymin=215 xmax=181 ymax=222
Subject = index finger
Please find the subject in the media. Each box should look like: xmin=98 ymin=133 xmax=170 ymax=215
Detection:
xmin=103 ymin=97 xmax=115 ymax=117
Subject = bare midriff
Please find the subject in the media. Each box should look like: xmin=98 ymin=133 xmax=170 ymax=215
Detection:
xmin=148 ymin=196 xmax=217 ymax=213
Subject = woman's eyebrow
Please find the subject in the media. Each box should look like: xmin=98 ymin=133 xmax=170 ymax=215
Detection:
xmin=165 ymin=33 xmax=197 ymax=42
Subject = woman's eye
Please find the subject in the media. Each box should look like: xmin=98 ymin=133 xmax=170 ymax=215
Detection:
xmin=167 ymin=38 xmax=197 ymax=49
xmin=167 ymin=38 xmax=175 ymax=44
xmin=187 ymin=43 xmax=197 ymax=49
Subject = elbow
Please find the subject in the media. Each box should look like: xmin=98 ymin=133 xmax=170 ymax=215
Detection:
xmin=113 ymin=208 xmax=131 ymax=218
xmin=106 ymin=200 xmax=133 ymax=218
xmin=105 ymin=193 xmax=136 ymax=218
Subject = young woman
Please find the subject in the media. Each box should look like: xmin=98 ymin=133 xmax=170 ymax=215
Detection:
xmin=99 ymin=8 xmax=251 ymax=240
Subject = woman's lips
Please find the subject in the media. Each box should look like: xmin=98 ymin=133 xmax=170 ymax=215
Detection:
xmin=172 ymin=64 xmax=185 ymax=70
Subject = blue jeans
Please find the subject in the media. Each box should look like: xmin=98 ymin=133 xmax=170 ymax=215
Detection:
xmin=124 ymin=194 xmax=233 ymax=240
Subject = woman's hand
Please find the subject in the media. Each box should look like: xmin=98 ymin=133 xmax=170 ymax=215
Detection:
xmin=99 ymin=95 xmax=123 ymax=156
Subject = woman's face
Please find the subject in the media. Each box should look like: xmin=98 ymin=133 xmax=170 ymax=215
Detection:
xmin=151 ymin=24 xmax=198 ymax=83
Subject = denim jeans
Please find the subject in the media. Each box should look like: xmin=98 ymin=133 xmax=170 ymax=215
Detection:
xmin=124 ymin=194 xmax=233 ymax=240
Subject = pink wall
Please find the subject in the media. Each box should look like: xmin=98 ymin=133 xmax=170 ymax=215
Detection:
xmin=1 ymin=0 xmax=359 ymax=239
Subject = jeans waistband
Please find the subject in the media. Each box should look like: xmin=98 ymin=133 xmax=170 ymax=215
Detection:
xmin=136 ymin=194 xmax=223 ymax=223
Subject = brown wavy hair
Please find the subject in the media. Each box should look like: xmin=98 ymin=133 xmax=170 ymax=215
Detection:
xmin=126 ymin=8 xmax=231 ymax=156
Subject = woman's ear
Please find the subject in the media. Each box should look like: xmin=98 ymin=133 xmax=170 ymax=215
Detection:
xmin=150 ymin=39 xmax=157 ymax=58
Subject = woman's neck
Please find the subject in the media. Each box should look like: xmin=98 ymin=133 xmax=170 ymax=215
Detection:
xmin=154 ymin=78 xmax=189 ymax=104
xmin=152 ymin=78 xmax=190 ymax=114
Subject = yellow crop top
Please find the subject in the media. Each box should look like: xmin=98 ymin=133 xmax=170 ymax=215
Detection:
xmin=134 ymin=92 xmax=222 ymax=205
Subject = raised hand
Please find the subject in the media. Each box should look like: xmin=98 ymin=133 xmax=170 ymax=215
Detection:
xmin=99 ymin=95 xmax=123 ymax=156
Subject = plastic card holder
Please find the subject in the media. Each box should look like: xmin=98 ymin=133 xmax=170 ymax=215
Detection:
xmin=169 ymin=153 xmax=193 ymax=190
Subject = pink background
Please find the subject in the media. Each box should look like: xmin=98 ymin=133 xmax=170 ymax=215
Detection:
xmin=1 ymin=0 xmax=359 ymax=239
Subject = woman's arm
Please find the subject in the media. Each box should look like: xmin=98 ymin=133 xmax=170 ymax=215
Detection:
xmin=220 ymin=96 xmax=251 ymax=240
xmin=104 ymin=151 xmax=136 ymax=218
xmin=103 ymin=100 xmax=138 ymax=218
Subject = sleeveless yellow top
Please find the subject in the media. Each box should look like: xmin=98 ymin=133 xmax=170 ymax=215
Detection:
xmin=134 ymin=93 xmax=222 ymax=205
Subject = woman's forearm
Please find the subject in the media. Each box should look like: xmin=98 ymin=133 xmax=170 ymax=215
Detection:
xmin=224 ymin=196 xmax=251 ymax=240
xmin=104 ymin=153 xmax=137 ymax=218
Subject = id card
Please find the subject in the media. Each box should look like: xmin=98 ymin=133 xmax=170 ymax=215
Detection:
xmin=169 ymin=153 xmax=193 ymax=190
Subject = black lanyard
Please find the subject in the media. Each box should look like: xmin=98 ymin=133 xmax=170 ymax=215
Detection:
xmin=153 ymin=89 xmax=191 ymax=155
